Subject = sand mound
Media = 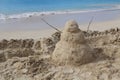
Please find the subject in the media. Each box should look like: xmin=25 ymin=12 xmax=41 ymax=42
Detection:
xmin=0 ymin=20 xmax=120 ymax=80
xmin=52 ymin=20 xmax=94 ymax=65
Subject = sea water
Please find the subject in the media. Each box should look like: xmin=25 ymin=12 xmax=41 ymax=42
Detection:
xmin=0 ymin=0 xmax=120 ymax=15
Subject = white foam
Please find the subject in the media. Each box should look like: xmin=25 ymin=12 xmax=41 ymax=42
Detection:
xmin=0 ymin=14 xmax=6 ymax=20
xmin=115 ymin=5 xmax=120 ymax=9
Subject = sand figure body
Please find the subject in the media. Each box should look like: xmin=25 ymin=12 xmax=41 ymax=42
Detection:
xmin=52 ymin=20 xmax=94 ymax=65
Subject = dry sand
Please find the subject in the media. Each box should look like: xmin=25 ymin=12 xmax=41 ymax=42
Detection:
xmin=81 ymin=18 xmax=120 ymax=31
xmin=0 ymin=29 xmax=55 ymax=40
xmin=0 ymin=19 xmax=120 ymax=80
xmin=0 ymin=10 xmax=120 ymax=80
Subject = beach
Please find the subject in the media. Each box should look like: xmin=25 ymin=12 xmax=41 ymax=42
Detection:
xmin=0 ymin=9 xmax=120 ymax=40
xmin=0 ymin=12 xmax=120 ymax=80
xmin=1 ymin=0 xmax=120 ymax=80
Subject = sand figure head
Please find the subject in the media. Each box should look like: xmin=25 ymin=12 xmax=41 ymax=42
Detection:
xmin=52 ymin=20 xmax=94 ymax=66
xmin=61 ymin=20 xmax=86 ymax=44
xmin=64 ymin=20 xmax=80 ymax=33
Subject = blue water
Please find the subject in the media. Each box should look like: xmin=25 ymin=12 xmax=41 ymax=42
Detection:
xmin=0 ymin=0 xmax=120 ymax=14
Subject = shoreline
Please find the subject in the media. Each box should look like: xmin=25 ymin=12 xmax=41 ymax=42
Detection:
xmin=0 ymin=8 xmax=120 ymax=40
xmin=0 ymin=8 xmax=120 ymax=20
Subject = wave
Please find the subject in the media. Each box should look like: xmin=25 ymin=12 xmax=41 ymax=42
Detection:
xmin=0 ymin=14 xmax=6 ymax=20
xmin=0 ymin=7 xmax=120 ymax=21
xmin=115 ymin=5 xmax=120 ymax=9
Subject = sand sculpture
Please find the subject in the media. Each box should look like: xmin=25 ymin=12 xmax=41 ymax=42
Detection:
xmin=41 ymin=38 xmax=55 ymax=54
xmin=52 ymin=20 xmax=94 ymax=65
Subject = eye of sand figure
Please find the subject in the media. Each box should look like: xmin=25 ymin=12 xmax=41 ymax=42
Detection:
xmin=68 ymin=23 xmax=79 ymax=32
xmin=70 ymin=24 xmax=77 ymax=28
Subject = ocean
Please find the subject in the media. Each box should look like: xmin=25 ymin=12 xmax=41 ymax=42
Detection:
xmin=0 ymin=0 xmax=120 ymax=15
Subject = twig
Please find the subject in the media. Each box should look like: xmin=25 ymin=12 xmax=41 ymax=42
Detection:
xmin=87 ymin=16 xmax=94 ymax=32
xmin=41 ymin=18 xmax=62 ymax=33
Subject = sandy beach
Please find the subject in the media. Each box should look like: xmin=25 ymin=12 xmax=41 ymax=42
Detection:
xmin=0 ymin=19 xmax=120 ymax=40
xmin=0 ymin=15 xmax=120 ymax=80
xmin=1 ymin=0 xmax=120 ymax=80
xmin=0 ymin=9 xmax=120 ymax=40
xmin=81 ymin=18 xmax=120 ymax=31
